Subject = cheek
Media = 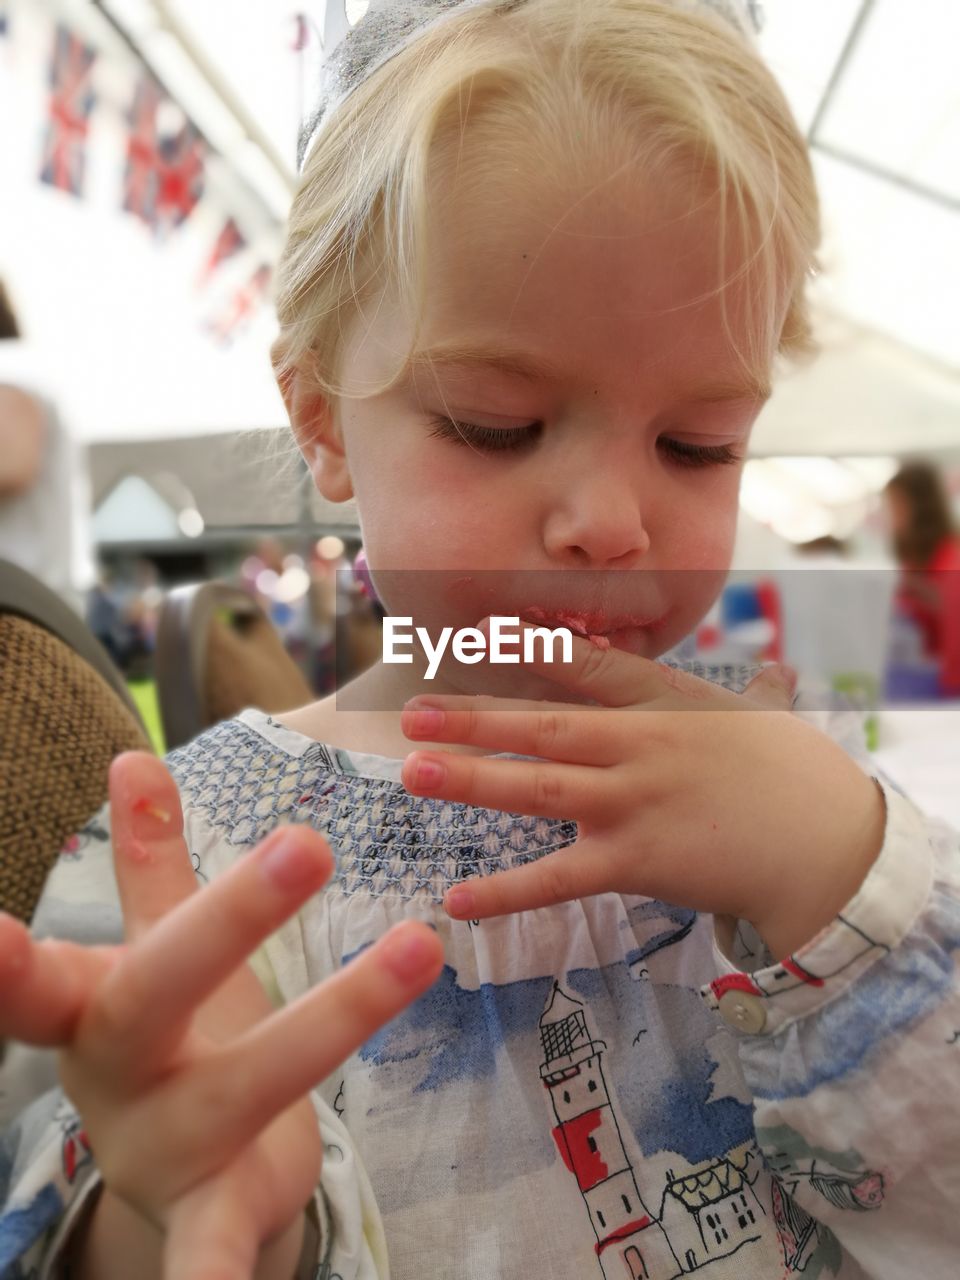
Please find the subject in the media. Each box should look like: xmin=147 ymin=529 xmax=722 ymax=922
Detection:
xmin=657 ymin=480 xmax=740 ymax=570
xmin=357 ymin=454 xmax=512 ymax=574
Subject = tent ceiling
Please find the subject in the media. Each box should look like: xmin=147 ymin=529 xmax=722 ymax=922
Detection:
xmin=109 ymin=0 xmax=959 ymax=371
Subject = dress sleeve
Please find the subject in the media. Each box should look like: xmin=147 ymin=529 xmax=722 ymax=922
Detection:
xmin=702 ymin=780 xmax=960 ymax=1279
xmin=0 ymin=800 xmax=390 ymax=1279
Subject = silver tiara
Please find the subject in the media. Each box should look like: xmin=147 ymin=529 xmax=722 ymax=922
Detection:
xmin=300 ymin=0 xmax=765 ymax=169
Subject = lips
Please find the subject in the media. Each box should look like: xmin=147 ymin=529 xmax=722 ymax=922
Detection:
xmin=520 ymin=606 xmax=669 ymax=636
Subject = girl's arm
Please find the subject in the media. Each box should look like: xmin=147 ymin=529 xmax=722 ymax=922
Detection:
xmin=396 ymin=638 xmax=960 ymax=1275
xmin=703 ymin=767 xmax=960 ymax=1278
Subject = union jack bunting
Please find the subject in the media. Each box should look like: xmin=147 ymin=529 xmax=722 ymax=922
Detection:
xmin=198 ymin=217 xmax=248 ymax=286
xmin=123 ymin=76 xmax=163 ymax=222
xmin=155 ymin=121 xmax=206 ymax=228
xmin=124 ymin=77 xmax=206 ymax=232
xmin=39 ymin=23 xmax=97 ymax=196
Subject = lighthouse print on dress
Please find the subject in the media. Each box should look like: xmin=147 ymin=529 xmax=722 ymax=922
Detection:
xmin=540 ymin=982 xmax=680 ymax=1279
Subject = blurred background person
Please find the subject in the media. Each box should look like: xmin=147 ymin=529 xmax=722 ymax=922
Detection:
xmin=885 ymin=460 xmax=960 ymax=699
xmin=0 ymin=276 xmax=93 ymax=612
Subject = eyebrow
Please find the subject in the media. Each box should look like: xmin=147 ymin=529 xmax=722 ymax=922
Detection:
xmin=408 ymin=343 xmax=563 ymax=383
xmin=408 ymin=342 xmax=771 ymax=403
xmin=686 ymin=379 xmax=772 ymax=404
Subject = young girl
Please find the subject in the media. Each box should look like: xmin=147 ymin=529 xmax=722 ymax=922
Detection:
xmin=3 ymin=2 xmax=959 ymax=1277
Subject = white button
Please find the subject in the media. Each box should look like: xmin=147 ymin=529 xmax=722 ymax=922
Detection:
xmin=718 ymin=990 xmax=767 ymax=1034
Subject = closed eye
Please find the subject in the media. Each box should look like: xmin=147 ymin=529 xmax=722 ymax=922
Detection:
xmin=427 ymin=416 xmax=542 ymax=454
xmin=427 ymin=417 xmax=741 ymax=467
xmin=658 ymin=437 xmax=742 ymax=468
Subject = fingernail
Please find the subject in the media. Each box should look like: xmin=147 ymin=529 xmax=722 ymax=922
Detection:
xmin=445 ymin=885 xmax=475 ymax=918
xmin=407 ymin=704 xmax=445 ymax=736
xmin=260 ymin=833 xmax=321 ymax=892
xmin=413 ymin=758 xmax=445 ymax=790
xmin=381 ymin=927 xmax=439 ymax=983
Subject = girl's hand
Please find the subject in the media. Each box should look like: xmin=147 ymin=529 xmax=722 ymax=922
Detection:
xmin=400 ymin=626 xmax=886 ymax=959
xmin=0 ymin=752 xmax=443 ymax=1280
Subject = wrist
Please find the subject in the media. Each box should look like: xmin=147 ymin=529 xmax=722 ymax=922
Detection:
xmin=752 ymin=775 xmax=887 ymax=961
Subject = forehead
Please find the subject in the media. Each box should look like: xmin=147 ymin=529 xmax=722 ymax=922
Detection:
xmin=409 ymin=140 xmax=771 ymax=388
xmin=450 ymin=138 xmax=757 ymax=337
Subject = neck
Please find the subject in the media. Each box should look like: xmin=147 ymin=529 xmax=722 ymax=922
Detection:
xmin=273 ymin=659 xmax=500 ymax=760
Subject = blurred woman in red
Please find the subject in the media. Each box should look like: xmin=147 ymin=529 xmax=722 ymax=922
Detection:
xmin=885 ymin=460 xmax=960 ymax=697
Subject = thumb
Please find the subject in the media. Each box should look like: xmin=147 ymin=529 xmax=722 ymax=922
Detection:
xmin=743 ymin=663 xmax=798 ymax=710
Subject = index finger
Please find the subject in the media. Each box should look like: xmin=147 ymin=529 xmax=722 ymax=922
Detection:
xmin=109 ymin=752 xmax=200 ymax=944
xmin=84 ymin=826 xmax=333 ymax=1078
xmin=402 ymin=696 xmax=624 ymax=766
xmin=483 ymin=618 xmax=668 ymax=706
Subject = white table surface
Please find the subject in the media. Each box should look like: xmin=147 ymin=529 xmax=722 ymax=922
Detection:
xmin=872 ymin=706 xmax=960 ymax=830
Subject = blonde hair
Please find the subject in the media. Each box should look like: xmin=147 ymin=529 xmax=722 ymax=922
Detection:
xmin=273 ymin=0 xmax=820 ymax=398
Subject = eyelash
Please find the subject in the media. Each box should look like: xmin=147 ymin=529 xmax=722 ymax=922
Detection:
xmin=660 ymin=438 xmax=742 ymax=468
xmin=427 ymin=416 xmax=742 ymax=467
xmin=427 ymin=416 xmax=542 ymax=454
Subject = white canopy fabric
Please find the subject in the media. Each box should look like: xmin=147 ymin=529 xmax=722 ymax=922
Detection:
xmin=753 ymin=0 xmax=960 ymax=455
xmin=2 ymin=0 xmax=958 ymax=451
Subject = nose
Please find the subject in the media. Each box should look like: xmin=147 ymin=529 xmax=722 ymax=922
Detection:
xmin=542 ymin=458 xmax=652 ymax=567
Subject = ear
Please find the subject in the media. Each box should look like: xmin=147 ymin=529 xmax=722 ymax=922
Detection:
xmin=276 ymin=366 xmax=354 ymax=503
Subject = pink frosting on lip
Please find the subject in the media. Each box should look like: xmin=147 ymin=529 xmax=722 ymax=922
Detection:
xmin=521 ymin=606 xmax=663 ymax=634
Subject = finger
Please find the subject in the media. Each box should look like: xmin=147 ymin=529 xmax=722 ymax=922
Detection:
xmin=109 ymin=753 xmax=199 ymax=943
xmin=401 ymin=697 xmax=624 ymax=766
xmin=86 ymin=827 xmax=334 ymax=1075
xmin=0 ymin=913 xmax=115 ymax=1046
xmin=479 ymin=618 xmax=672 ymax=706
xmin=401 ymin=750 xmax=609 ymax=822
xmin=742 ymin=663 xmax=797 ymax=710
xmin=444 ymin=844 xmax=602 ymax=919
xmin=190 ymin=921 xmax=443 ymax=1152
xmin=164 ymin=1184 xmax=259 ymax=1280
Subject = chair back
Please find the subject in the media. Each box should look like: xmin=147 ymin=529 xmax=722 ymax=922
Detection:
xmin=0 ymin=560 xmax=150 ymax=923
xmin=155 ymin=582 xmax=313 ymax=751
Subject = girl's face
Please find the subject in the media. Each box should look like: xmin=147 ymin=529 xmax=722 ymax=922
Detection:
xmin=316 ymin=148 xmax=778 ymax=675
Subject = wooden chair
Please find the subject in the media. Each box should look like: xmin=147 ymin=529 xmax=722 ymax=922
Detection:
xmin=154 ymin=582 xmax=314 ymax=751
xmin=0 ymin=560 xmax=150 ymax=924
